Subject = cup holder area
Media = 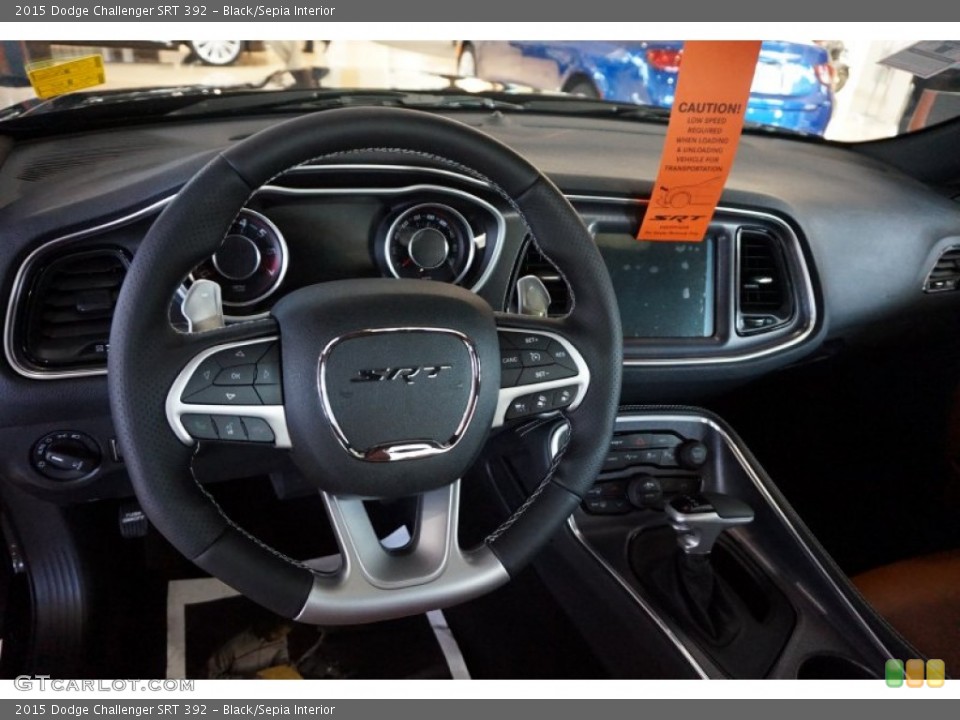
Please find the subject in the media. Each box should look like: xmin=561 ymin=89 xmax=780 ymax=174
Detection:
xmin=797 ymin=654 xmax=877 ymax=679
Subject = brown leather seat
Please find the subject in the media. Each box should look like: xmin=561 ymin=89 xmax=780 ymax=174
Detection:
xmin=852 ymin=549 xmax=960 ymax=671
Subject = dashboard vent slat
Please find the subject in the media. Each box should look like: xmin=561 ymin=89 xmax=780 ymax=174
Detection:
xmin=924 ymin=246 xmax=960 ymax=293
xmin=512 ymin=242 xmax=572 ymax=317
xmin=737 ymin=229 xmax=793 ymax=334
xmin=21 ymin=248 xmax=128 ymax=370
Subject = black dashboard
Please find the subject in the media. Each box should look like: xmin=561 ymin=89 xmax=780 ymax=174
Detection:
xmin=1 ymin=109 xmax=960 ymax=501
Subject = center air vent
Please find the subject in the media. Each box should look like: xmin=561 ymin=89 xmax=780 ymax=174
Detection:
xmin=510 ymin=241 xmax=572 ymax=317
xmin=20 ymin=248 xmax=129 ymax=371
xmin=737 ymin=229 xmax=793 ymax=334
xmin=924 ymin=246 xmax=960 ymax=293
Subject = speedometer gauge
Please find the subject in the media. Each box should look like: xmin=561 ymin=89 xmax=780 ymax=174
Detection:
xmin=384 ymin=204 xmax=476 ymax=284
xmin=191 ymin=208 xmax=288 ymax=308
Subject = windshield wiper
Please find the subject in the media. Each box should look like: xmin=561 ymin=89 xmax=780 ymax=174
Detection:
xmin=492 ymin=95 xmax=673 ymax=122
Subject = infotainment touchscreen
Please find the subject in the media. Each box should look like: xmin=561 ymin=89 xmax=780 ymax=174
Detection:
xmin=595 ymin=234 xmax=714 ymax=338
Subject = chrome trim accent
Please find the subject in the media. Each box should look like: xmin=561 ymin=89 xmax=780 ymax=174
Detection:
xmin=296 ymin=481 xmax=509 ymax=625
xmin=666 ymin=498 xmax=754 ymax=555
xmin=383 ymin=203 xmax=475 ymax=285
xmin=3 ymin=196 xmax=175 ymax=380
xmin=288 ymin=163 xmax=492 ymax=189
xmin=565 ymin=516 xmax=709 ymax=679
xmin=493 ymin=328 xmax=590 ymax=427
xmin=165 ymin=337 xmax=291 ymax=448
xmin=256 ymin=183 xmax=506 ymax=293
xmin=612 ymin=413 xmax=893 ymax=660
xmin=317 ymin=327 xmax=481 ymax=462
xmin=211 ymin=208 xmax=289 ymax=308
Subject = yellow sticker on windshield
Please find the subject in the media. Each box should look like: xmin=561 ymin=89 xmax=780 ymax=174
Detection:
xmin=638 ymin=41 xmax=761 ymax=242
xmin=27 ymin=55 xmax=106 ymax=100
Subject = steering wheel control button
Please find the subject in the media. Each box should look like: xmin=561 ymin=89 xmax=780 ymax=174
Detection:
xmin=184 ymin=385 xmax=262 ymax=405
xmin=214 ymin=364 xmax=256 ymax=385
xmin=32 ymin=431 xmax=102 ymax=481
xmin=520 ymin=350 xmax=552 ymax=367
xmin=517 ymin=364 xmax=577 ymax=385
xmin=501 ymin=332 xmax=550 ymax=351
xmin=241 ymin=417 xmax=275 ymax=443
xmin=501 ymin=350 xmax=522 ymax=369
xmin=182 ymin=357 xmax=222 ymax=398
xmin=506 ymin=396 xmax=533 ymax=419
xmin=181 ymin=414 xmax=219 ymax=440
xmin=255 ymin=384 xmax=283 ymax=405
xmin=212 ymin=415 xmax=247 ymax=441
xmin=256 ymin=362 xmax=280 ymax=385
xmin=552 ymin=386 xmax=576 ymax=408
xmin=546 ymin=341 xmax=577 ymax=370
xmin=213 ymin=344 xmax=269 ymax=368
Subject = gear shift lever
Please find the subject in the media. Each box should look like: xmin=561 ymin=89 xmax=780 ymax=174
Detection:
xmin=666 ymin=492 xmax=754 ymax=555
xmin=653 ymin=492 xmax=755 ymax=643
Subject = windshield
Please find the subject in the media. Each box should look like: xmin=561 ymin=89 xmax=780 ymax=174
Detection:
xmin=1 ymin=39 xmax=958 ymax=139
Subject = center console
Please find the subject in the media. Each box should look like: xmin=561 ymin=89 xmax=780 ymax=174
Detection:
xmin=508 ymin=408 xmax=916 ymax=679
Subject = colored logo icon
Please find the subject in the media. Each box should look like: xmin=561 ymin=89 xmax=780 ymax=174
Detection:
xmin=885 ymin=659 xmax=946 ymax=687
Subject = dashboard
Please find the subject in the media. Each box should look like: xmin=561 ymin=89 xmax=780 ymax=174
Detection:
xmin=1 ymin=109 xmax=960 ymax=500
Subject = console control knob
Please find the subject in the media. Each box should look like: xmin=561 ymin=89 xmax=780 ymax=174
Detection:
xmin=677 ymin=439 xmax=709 ymax=470
xmin=627 ymin=474 xmax=663 ymax=508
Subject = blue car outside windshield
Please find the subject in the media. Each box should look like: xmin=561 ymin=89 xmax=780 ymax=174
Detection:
xmin=467 ymin=40 xmax=835 ymax=135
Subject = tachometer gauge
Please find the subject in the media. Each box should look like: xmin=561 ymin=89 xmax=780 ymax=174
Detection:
xmin=385 ymin=204 xmax=476 ymax=284
xmin=191 ymin=208 xmax=288 ymax=307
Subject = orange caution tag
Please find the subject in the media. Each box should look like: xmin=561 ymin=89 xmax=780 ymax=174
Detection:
xmin=638 ymin=41 xmax=761 ymax=242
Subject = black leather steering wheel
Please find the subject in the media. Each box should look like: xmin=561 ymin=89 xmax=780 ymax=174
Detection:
xmin=108 ymin=107 xmax=622 ymax=624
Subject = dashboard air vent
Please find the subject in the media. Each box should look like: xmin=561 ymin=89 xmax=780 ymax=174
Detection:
xmin=924 ymin=246 xmax=960 ymax=293
xmin=21 ymin=248 xmax=129 ymax=370
xmin=512 ymin=242 xmax=572 ymax=317
xmin=737 ymin=229 xmax=793 ymax=334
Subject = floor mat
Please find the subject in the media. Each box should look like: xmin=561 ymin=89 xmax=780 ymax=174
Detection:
xmin=166 ymin=574 xmax=470 ymax=679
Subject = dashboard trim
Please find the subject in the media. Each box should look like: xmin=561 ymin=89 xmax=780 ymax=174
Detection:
xmin=5 ymin=169 xmax=818 ymax=381
xmin=3 ymin=196 xmax=175 ymax=381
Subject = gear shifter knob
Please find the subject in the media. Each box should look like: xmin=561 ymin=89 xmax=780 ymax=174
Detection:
xmin=666 ymin=492 xmax=754 ymax=555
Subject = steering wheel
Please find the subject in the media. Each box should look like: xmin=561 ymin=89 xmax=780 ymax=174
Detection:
xmin=108 ymin=107 xmax=622 ymax=624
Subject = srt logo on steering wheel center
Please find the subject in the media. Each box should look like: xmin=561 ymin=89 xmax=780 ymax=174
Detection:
xmin=352 ymin=365 xmax=453 ymax=384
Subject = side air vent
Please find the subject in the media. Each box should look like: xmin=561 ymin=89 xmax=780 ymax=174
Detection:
xmin=20 ymin=248 xmax=129 ymax=370
xmin=511 ymin=241 xmax=572 ymax=317
xmin=924 ymin=246 xmax=960 ymax=293
xmin=737 ymin=229 xmax=793 ymax=334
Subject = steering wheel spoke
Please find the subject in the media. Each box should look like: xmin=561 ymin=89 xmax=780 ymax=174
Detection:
xmin=493 ymin=317 xmax=591 ymax=427
xmin=296 ymin=482 xmax=508 ymax=624
xmin=166 ymin=328 xmax=291 ymax=448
